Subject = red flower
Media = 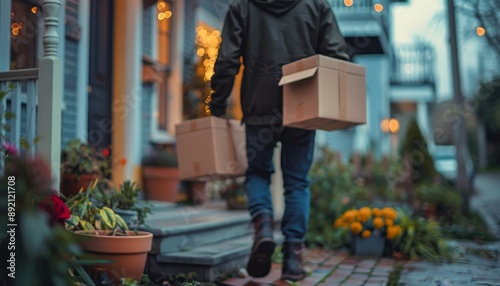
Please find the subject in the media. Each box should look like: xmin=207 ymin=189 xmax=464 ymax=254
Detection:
xmin=39 ymin=194 xmax=71 ymax=226
xmin=102 ymin=148 xmax=110 ymax=157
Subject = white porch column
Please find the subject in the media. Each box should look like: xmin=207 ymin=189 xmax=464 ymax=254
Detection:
xmin=112 ymin=0 xmax=143 ymax=184
xmin=38 ymin=0 xmax=63 ymax=190
xmin=0 ymin=0 xmax=11 ymax=70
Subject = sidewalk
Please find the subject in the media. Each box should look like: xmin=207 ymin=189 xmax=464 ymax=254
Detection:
xmin=398 ymin=172 xmax=500 ymax=286
xmin=221 ymin=173 xmax=500 ymax=286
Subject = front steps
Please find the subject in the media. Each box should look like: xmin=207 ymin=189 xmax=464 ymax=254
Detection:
xmin=139 ymin=200 xmax=283 ymax=282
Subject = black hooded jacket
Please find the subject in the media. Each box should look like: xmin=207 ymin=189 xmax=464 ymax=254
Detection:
xmin=210 ymin=0 xmax=350 ymax=125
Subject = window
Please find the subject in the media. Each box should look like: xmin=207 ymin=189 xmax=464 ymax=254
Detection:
xmin=10 ymin=1 xmax=40 ymax=70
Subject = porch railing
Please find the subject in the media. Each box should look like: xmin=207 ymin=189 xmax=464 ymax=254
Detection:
xmin=390 ymin=44 xmax=435 ymax=85
xmin=1 ymin=0 xmax=63 ymax=190
xmin=0 ymin=68 xmax=39 ymax=157
xmin=328 ymin=0 xmax=378 ymax=12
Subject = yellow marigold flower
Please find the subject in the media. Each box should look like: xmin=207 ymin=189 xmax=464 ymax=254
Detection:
xmin=343 ymin=210 xmax=359 ymax=223
xmin=386 ymin=225 xmax=400 ymax=240
xmin=361 ymin=230 xmax=371 ymax=238
xmin=357 ymin=213 xmax=370 ymax=223
xmin=333 ymin=218 xmax=342 ymax=229
xmin=385 ymin=218 xmax=394 ymax=227
xmin=350 ymin=221 xmax=363 ymax=235
xmin=359 ymin=207 xmax=371 ymax=216
xmin=373 ymin=217 xmax=384 ymax=229
xmin=372 ymin=208 xmax=382 ymax=217
xmin=382 ymin=207 xmax=397 ymax=220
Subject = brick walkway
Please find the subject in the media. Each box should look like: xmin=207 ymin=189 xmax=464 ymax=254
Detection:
xmin=221 ymin=249 xmax=397 ymax=286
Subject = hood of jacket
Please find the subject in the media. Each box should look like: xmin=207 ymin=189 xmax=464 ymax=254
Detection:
xmin=250 ymin=0 xmax=301 ymax=15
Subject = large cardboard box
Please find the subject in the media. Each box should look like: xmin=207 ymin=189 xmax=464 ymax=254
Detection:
xmin=175 ymin=116 xmax=247 ymax=181
xmin=278 ymin=55 xmax=366 ymax=130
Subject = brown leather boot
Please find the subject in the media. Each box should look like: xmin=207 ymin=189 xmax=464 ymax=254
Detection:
xmin=246 ymin=212 xmax=276 ymax=277
xmin=281 ymin=242 xmax=307 ymax=281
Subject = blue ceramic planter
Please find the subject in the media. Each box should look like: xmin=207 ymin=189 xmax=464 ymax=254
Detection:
xmin=350 ymin=235 xmax=385 ymax=257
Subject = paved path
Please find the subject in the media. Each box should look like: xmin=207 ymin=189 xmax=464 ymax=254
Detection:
xmin=222 ymin=249 xmax=397 ymax=286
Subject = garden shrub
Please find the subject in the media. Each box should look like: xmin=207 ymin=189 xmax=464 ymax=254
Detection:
xmin=399 ymin=118 xmax=437 ymax=184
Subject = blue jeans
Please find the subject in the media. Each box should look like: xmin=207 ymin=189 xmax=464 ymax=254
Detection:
xmin=245 ymin=124 xmax=315 ymax=243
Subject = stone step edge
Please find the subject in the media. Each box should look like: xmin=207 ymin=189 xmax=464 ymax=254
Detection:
xmin=139 ymin=212 xmax=252 ymax=236
xmin=156 ymin=231 xmax=284 ymax=266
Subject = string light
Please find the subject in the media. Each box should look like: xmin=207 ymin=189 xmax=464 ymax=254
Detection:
xmin=157 ymin=1 xmax=172 ymax=21
xmin=196 ymin=25 xmax=221 ymax=81
xmin=476 ymin=26 xmax=486 ymax=37
xmin=374 ymin=3 xmax=384 ymax=12
xmin=344 ymin=0 xmax=353 ymax=7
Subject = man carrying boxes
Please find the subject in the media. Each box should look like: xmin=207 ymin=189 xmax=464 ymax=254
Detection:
xmin=179 ymin=0 xmax=365 ymax=281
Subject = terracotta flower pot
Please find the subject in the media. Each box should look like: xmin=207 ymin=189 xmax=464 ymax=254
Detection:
xmin=141 ymin=166 xmax=179 ymax=202
xmin=75 ymin=230 xmax=153 ymax=284
xmin=60 ymin=173 xmax=99 ymax=198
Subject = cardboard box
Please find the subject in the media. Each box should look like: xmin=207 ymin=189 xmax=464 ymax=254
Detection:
xmin=175 ymin=116 xmax=247 ymax=181
xmin=278 ymin=55 xmax=366 ymax=130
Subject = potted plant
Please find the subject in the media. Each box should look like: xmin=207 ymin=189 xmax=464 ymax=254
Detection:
xmin=60 ymin=139 xmax=111 ymax=198
xmin=220 ymin=179 xmax=248 ymax=210
xmin=96 ymin=180 xmax=152 ymax=226
xmin=334 ymin=207 xmax=402 ymax=257
xmin=141 ymin=142 xmax=180 ymax=202
xmin=65 ymin=180 xmax=153 ymax=285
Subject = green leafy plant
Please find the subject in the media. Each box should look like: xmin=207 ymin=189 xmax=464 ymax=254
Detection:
xmin=96 ymin=181 xmax=152 ymax=226
xmin=65 ymin=180 xmax=129 ymax=232
xmin=415 ymin=182 xmax=462 ymax=219
xmin=218 ymin=178 xmax=248 ymax=209
xmin=142 ymin=142 xmax=178 ymax=167
xmin=399 ymin=119 xmax=438 ymax=183
xmin=392 ymin=210 xmax=455 ymax=260
xmin=61 ymin=139 xmax=111 ymax=179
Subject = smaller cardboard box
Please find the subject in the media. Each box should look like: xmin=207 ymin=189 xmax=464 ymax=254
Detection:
xmin=175 ymin=116 xmax=247 ymax=181
xmin=278 ymin=55 xmax=366 ymax=130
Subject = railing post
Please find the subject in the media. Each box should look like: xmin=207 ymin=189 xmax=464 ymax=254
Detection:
xmin=38 ymin=0 xmax=62 ymax=191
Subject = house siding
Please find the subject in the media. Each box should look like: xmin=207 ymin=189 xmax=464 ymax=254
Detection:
xmin=62 ymin=0 xmax=80 ymax=147
xmin=317 ymin=129 xmax=356 ymax=162
xmin=142 ymin=6 xmax=153 ymax=57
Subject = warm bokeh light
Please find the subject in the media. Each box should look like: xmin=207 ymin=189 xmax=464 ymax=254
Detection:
xmin=157 ymin=1 xmax=166 ymax=10
xmin=380 ymin=118 xmax=390 ymax=133
xmin=344 ymin=0 xmax=353 ymax=7
xmin=476 ymin=26 xmax=486 ymax=37
xmin=158 ymin=12 xmax=165 ymax=20
xmin=389 ymin=119 xmax=400 ymax=133
xmin=164 ymin=11 xmax=172 ymax=19
xmin=196 ymin=26 xmax=222 ymax=81
xmin=31 ymin=7 xmax=37 ymax=14
xmin=374 ymin=4 xmax=384 ymax=13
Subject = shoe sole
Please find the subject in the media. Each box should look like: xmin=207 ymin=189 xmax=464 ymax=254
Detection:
xmin=246 ymin=238 xmax=276 ymax=278
xmin=281 ymin=273 xmax=306 ymax=282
